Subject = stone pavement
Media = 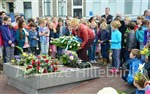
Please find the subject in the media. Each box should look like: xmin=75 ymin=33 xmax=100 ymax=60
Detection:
xmin=0 ymin=64 xmax=135 ymax=94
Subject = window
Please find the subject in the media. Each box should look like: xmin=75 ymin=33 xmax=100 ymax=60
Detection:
xmin=148 ymin=0 xmax=150 ymax=9
xmin=73 ymin=0 xmax=82 ymax=6
xmin=44 ymin=0 xmax=52 ymax=16
xmin=93 ymin=1 xmax=101 ymax=15
xmin=108 ymin=0 xmax=116 ymax=15
xmin=124 ymin=0 xmax=133 ymax=14
xmin=58 ymin=0 xmax=67 ymax=17
xmin=24 ymin=2 xmax=32 ymax=20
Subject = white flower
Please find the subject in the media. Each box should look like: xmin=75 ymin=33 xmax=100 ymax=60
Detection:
xmin=77 ymin=44 xmax=80 ymax=47
xmin=138 ymin=63 xmax=145 ymax=72
xmin=70 ymin=46 xmax=72 ymax=48
xmin=69 ymin=56 xmax=74 ymax=60
xmin=50 ymin=41 xmax=53 ymax=43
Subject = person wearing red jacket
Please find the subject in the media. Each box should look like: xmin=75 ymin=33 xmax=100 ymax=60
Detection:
xmin=71 ymin=18 xmax=95 ymax=62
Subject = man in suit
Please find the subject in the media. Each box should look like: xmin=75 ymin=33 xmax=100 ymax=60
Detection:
xmin=101 ymin=7 xmax=113 ymax=24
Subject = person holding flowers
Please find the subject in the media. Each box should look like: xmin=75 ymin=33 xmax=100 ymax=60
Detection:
xmin=56 ymin=18 xmax=66 ymax=56
xmin=134 ymin=72 xmax=148 ymax=94
xmin=71 ymin=18 xmax=95 ymax=62
xmin=122 ymin=49 xmax=143 ymax=85
xmin=48 ymin=21 xmax=57 ymax=58
xmin=16 ymin=19 xmax=27 ymax=54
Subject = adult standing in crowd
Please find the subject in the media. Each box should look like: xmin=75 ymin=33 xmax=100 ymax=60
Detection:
xmin=144 ymin=9 xmax=150 ymax=20
xmin=101 ymin=7 xmax=113 ymax=24
xmin=71 ymin=18 xmax=95 ymax=62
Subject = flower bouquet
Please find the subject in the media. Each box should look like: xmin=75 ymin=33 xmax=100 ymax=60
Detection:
xmin=60 ymin=51 xmax=92 ymax=68
xmin=11 ymin=46 xmax=59 ymax=75
xmin=140 ymin=47 xmax=150 ymax=56
xmin=24 ymin=55 xmax=58 ymax=75
xmin=60 ymin=51 xmax=79 ymax=68
xmin=50 ymin=36 xmax=82 ymax=51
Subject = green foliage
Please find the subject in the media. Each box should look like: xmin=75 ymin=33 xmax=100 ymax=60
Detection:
xmin=50 ymin=36 xmax=81 ymax=51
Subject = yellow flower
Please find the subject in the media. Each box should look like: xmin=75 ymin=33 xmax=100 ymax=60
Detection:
xmin=140 ymin=51 xmax=145 ymax=55
xmin=134 ymin=76 xmax=139 ymax=81
xmin=144 ymin=48 xmax=148 ymax=53
xmin=11 ymin=60 xmax=15 ymax=63
xmin=22 ymin=53 xmax=28 ymax=57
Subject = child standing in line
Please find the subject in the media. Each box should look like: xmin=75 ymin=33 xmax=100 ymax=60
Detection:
xmin=0 ymin=23 xmax=4 ymax=64
xmin=136 ymin=19 xmax=148 ymax=63
xmin=56 ymin=18 xmax=65 ymax=56
xmin=39 ymin=19 xmax=50 ymax=55
xmin=126 ymin=22 xmax=137 ymax=60
xmin=88 ymin=21 xmax=98 ymax=63
xmin=98 ymin=22 xmax=110 ymax=65
xmin=16 ymin=20 xmax=27 ymax=54
xmin=109 ymin=20 xmax=122 ymax=73
xmin=0 ymin=16 xmax=16 ymax=62
xmin=29 ymin=22 xmax=38 ymax=55
xmin=144 ymin=21 xmax=150 ymax=47
xmin=48 ymin=22 xmax=57 ymax=58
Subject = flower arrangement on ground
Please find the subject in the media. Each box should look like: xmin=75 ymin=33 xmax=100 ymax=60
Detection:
xmin=60 ymin=50 xmax=92 ymax=68
xmin=11 ymin=46 xmax=59 ymax=75
xmin=50 ymin=36 xmax=82 ymax=51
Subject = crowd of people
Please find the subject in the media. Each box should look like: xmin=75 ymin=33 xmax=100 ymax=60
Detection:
xmin=0 ymin=7 xmax=150 ymax=94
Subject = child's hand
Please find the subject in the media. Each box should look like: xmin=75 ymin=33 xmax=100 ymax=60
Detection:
xmin=79 ymin=46 xmax=82 ymax=50
xmin=11 ymin=44 xmax=15 ymax=47
xmin=8 ymin=40 xmax=12 ymax=44
xmin=100 ymin=41 xmax=103 ymax=43
xmin=36 ymin=38 xmax=39 ymax=40
xmin=145 ymin=81 xmax=150 ymax=87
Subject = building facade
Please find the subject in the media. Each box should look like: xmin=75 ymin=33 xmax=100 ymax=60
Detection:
xmin=0 ymin=0 xmax=150 ymax=19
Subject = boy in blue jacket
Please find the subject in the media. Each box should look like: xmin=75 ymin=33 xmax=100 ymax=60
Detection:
xmin=122 ymin=49 xmax=143 ymax=85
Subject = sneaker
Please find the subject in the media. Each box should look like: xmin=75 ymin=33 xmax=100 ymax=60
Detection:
xmin=93 ymin=60 xmax=97 ymax=63
xmin=110 ymin=68 xmax=120 ymax=74
xmin=90 ymin=60 xmax=94 ymax=64
xmin=109 ymin=68 xmax=115 ymax=73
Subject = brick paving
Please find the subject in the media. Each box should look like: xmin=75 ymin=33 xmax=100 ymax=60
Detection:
xmin=0 ymin=64 xmax=135 ymax=94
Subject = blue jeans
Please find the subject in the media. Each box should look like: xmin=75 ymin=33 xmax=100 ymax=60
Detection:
xmin=112 ymin=49 xmax=121 ymax=69
xmin=41 ymin=43 xmax=49 ymax=55
xmin=88 ymin=42 xmax=97 ymax=61
xmin=57 ymin=47 xmax=63 ymax=56
xmin=139 ymin=42 xmax=145 ymax=63
xmin=101 ymin=44 xmax=109 ymax=59
xmin=5 ymin=46 xmax=14 ymax=62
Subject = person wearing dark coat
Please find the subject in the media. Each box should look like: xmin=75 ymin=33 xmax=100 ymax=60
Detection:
xmin=101 ymin=7 xmax=113 ymax=24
